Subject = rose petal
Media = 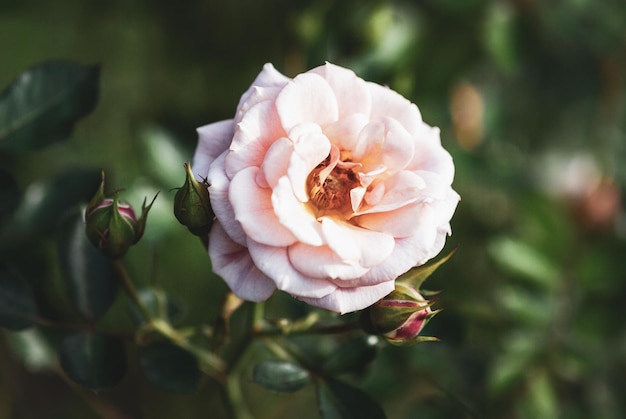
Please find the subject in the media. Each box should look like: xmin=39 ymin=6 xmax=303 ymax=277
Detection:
xmin=225 ymin=100 xmax=286 ymax=178
xmin=207 ymin=151 xmax=247 ymax=246
xmin=229 ymin=166 xmax=297 ymax=247
xmin=235 ymin=86 xmax=284 ymax=125
xmin=236 ymin=63 xmax=290 ymax=118
xmin=322 ymin=113 xmax=369 ymax=155
xmin=357 ymin=171 xmax=426 ymax=215
xmin=286 ymin=123 xmax=332 ymax=202
xmin=310 ymin=63 xmax=372 ymax=117
xmin=193 ymin=120 xmax=235 ymax=180
xmin=272 ymin=176 xmax=325 ymax=246
xmin=208 ymin=223 xmax=276 ymax=302
xmin=409 ymin=125 xmax=456 ymax=185
xmin=260 ymin=137 xmax=294 ymax=188
xmin=353 ymin=117 xmax=414 ymax=174
xmin=247 ymin=240 xmax=336 ymax=298
xmin=275 ymin=73 xmax=339 ymax=132
xmin=367 ymin=82 xmax=423 ymax=137
xmin=288 ymin=243 xmax=369 ymax=280
xmin=358 ymin=225 xmax=450 ymax=285
xmin=321 ymin=217 xmax=395 ymax=269
xmin=356 ymin=172 xmax=459 ymax=237
xmin=298 ymin=281 xmax=395 ymax=314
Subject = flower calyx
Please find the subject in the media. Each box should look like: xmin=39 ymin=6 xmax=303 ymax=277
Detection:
xmin=361 ymin=283 xmax=440 ymax=346
xmin=85 ymin=171 xmax=157 ymax=258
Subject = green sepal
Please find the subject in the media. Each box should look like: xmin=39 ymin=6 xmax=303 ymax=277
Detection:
xmin=85 ymin=170 xmax=107 ymax=216
xmin=133 ymin=192 xmax=158 ymax=243
xmin=398 ymin=247 xmax=457 ymax=290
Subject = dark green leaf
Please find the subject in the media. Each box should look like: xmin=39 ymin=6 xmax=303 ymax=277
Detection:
xmin=0 ymin=60 xmax=100 ymax=150
xmin=0 ymin=168 xmax=20 ymax=222
xmin=127 ymin=287 xmax=183 ymax=326
xmin=139 ymin=341 xmax=202 ymax=393
xmin=56 ymin=207 xmax=117 ymax=320
xmin=12 ymin=168 xmax=101 ymax=236
xmin=316 ymin=378 xmax=387 ymax=419
xmin=322 ymin=336 xmax=378 ymax=375
xmin=253 ymin=360 xmax=311 ymax=393
xmin=58 ymin=332 xmax=126 ymax=389
xmin=0 ymin=266 xmax=36 ymax=330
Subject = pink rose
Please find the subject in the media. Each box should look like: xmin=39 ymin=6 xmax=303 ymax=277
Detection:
xmin=193 ymin=63 xmax=459 ymax=314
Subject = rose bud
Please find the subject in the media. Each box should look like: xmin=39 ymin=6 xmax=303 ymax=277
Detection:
xmin=85 ymin=171 xmax=157 ymax=258
xmin=361 ymin=283 xmax=439 ymax=346
xmin=174 ymin=162 xmax=214 ymax=236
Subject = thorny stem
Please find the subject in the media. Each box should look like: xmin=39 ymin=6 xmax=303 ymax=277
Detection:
xmin=111 ymin=259 xmax=152 ymax=321
xmin=254 ymin=318 xmax=361 ymax=338
xmin=112 ymin=259 xmax=228 ymax=381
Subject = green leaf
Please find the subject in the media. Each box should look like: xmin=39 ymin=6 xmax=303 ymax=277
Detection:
xmin=488 ymin=237 xmax=559 ymax=288
xmin=0 ymin=168 xmax=20 ymax=222
xmin=253 ymin=360 xmax=311 ymax=393
xmin=322 ymin=336 xmax=378 ymax=375
xmin=399 ymin=247 xmax=457 ymax=290
xmin=12 ymin=168 xmax=101 ymax=236
xmin=0 ymin=266 xmax=37 ymax=330
xmin=5 ymin=328 xmax=56 ymax=371
xmin=316 ymin=378 xmax=387 ymax=419
xmin=139 ymin=341 xmax=202 ymax=393
xmin=127 ymin=287 xmax=183 ymax=326
xmin=56 ymin=207 xmax=118 ymax=320
xmin=58 ymin=332 xmax=127 ymax=389
xmin=0 ymin=60 xmax=100 ymax=150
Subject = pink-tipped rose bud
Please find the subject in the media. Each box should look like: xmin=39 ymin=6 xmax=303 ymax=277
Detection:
xmin=361 ymin=283 xmax=438 ymax=346
xmin=85 ymin=171 xmax=157 ymax=258
xmin=174 ymin=162 xmax=214 ymax=236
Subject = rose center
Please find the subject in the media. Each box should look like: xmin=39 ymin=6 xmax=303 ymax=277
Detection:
xmin=307 ymin=156 xmax=360 ymax=217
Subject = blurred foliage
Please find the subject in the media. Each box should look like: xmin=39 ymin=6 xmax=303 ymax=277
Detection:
xmin=1 ymin=0 xmax=626 ymax=418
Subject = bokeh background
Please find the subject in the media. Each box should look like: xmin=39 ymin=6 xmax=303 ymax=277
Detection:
xmin=1 ymin=0 xmax=626 ymax=418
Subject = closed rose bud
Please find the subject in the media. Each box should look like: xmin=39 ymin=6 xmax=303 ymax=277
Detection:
xmin=361 ymin=283 xmax=438 ymax=346
xmin=85 ymin=171 xmax=157 ymax=258
xmin=174 ymin=162 xmax=214 ymax=236
xmin=85 ymin=196 xmax=137 ymax=258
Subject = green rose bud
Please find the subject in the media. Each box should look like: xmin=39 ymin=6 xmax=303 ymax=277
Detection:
xmin=174 ymin=162 xmax=214 ymax=236
xmin=361 ymin=283 xmax=439 ymax=346
xmin=85 ymin=171 xmax=157 ymax=258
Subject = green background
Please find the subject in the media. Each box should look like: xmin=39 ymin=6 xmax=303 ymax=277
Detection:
xmin=1 ymin=0 xmax=626 ymax=418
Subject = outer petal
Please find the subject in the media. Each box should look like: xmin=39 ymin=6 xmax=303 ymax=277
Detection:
xmin=229 ymin=167 xmax=298 ymax=247
xmin=298 ymin=281 xmax=395 ymax=314
xmin=193 ymin=119 xmax=235 ymax=180
xmin=247 ymin=240 xmax=336 ymax=298
xmin=208 ymin=223 xmax=276 ymax=302
xmin=275 ymin=73 xmax=339 ymax=132
xmin=408 ymin=125 xmax=456 ymax=185
xmin=235 ymin=63 xmax=290 ymax=119
xmin=358 ymin=225 xmax=450 ymax=285
xmin=207 ymin=151 xmax=247 ymax=246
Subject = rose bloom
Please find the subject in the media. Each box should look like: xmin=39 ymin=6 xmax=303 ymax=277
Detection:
xmin=193 ymin=63 xmax=459 ymax=314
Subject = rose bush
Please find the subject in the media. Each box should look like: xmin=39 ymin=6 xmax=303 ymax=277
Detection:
xmin=193 ymin=63 xmax=459 ymax=313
